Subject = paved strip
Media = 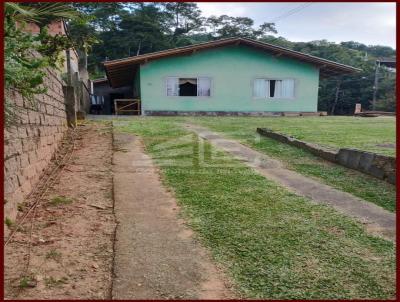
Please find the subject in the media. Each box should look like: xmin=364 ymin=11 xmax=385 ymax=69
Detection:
xmin=112 ymin=130 xmax=234 ymax=299
xmin=185 ymin=123 xmax=396 ymax=241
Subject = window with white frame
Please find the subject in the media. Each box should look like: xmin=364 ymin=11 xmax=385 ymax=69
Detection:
xmin=253 ymin=78 xmax=295 ymax=99
xmin=166 ymin=77 xmax=211 ymax=97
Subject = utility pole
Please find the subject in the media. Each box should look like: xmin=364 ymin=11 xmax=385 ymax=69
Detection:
xmin=372 ymin=60 xmax=380 ymax=110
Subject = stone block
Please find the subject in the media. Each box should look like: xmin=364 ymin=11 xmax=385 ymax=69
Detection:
xmin=28 ymin=150 xmax=37 ymax=164
xmin=22 ymin=138 xmax=35 ymax=152
xmin=21 ymin=165 xmax=35 ymax=180
xmin=386 ymin=172 xmax=396 ymax=185
xmin=358 ymin=152 xmax=375 ymax=172
xmin=336 ymin=149 xmax=349 ymax=165
xmin=19 ymin=111 xmax=30 ymax=124
xmin=20 ymin=153 xmax=29 ymax=167
xmin=4 ymin=157 xmax=19 ymax=174
xmin=5 ymin=139 xmax=23 ymax=157
xmin=344 ymin=149 xmax=362 ymax=169
xmin=16 ymin=173 xmax=25 ymax=186
xmin=4 ymin=176 xmax=17 ymax=195
xmin=318 ymin=149 xmax=338 ymax=162
xmin=18 ymin=126 xmax=28 ymax=139
xmin=20 ymin=179 xmax=32 ymax=195
xmin=367 ymin=165 xmax=385 ymax=179
xmin=39 ymin=114 xmax=46 ymax=125
xmin=46 ymin=104 xmax=54 ymax=115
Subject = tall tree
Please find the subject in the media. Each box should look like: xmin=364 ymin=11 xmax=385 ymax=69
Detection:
xmin=68 ymin=2 xmax=395 ymax=113
xmin=162 ymin=2 xmax=203 ymax=38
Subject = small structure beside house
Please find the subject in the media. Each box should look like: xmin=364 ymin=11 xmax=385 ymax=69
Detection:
xmin=91 ymin=78 xmax=139 ymax=114
xmin=101 ymin=37 xmax=360 ymax=116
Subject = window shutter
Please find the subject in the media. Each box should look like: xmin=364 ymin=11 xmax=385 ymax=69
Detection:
xmin=274 ymin=80 xmax=283 ymax=98
xmin=282 ymin=79 xmax=295 ymax=98
xmin=198 ymin=77 xmax=211 ymax=96
xmin=253 ymin=79 xmax=267 ymax=98
xmin=166 ymin=77 xmax=179 ymax=96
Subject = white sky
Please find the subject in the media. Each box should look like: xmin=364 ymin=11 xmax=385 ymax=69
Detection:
xmin=197 ymin=2 xmax=396 ymax=48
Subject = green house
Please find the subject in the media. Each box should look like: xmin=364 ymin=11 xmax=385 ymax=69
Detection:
xmin=104 ymin=38 xmax=359 ymax=116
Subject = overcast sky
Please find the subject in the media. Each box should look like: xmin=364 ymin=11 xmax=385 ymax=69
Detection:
xmin=197 ymin=2 xmax=396 ymax=48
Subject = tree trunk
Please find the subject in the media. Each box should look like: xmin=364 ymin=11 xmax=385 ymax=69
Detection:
xmin=330 ymin=80 xmax=341 ymax=115
xmin=136 ymin=41 xmax=141 ymax=56
xmin=372 ymin=61 xmax=380 ymax=110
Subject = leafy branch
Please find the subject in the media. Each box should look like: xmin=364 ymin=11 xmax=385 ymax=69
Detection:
xmin=4 ymin=2 xmax=81 ymax=128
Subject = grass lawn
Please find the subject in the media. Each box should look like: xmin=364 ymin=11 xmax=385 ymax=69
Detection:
xmin=190 ymin=116 xmax=396 ymax=212
xmin=193 ymin=116 xmax=396 ymax=155
xmin=116 ymin=117 xmax=395 ymax=299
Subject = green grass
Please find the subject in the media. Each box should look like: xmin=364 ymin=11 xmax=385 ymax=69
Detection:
xmin=190 ymin=116 xmax=396 ymax=212
xmin=19 ymin=276 xmax=36 ymax=288
xmin=193 ymin=116 xmax=396 ymax=155
xmin=44 ymin=276 xmax=68 ymax=288
xmin=49 ymin=195 xmax=73 ymax=206
xmin=45 ymin=249 xmax=62 ymax=262
xmin=116 ymin=117 xmax=395 ymax=299
xmin=4 ymin=217 xmax=14 ymax=229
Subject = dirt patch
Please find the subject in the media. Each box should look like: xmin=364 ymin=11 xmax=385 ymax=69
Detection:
xmin=4 ymin=121 xmax=116 ymax=299
xmin=112 ymin=131 xmax=236 ymax=299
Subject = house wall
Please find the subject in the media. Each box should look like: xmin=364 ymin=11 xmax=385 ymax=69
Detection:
xmin=4 ymin=68 xmax=68 ymax=227
xmin=140 ymin=45 xmax=320 ymax=114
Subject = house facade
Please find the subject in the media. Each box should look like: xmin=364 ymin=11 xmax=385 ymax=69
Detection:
xmin=103 ymin=38 xmax=359 ymax=115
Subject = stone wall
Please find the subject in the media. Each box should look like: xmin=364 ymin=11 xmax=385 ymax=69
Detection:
xmin=4 ymin=68 xmax=68 ymax=222
xmin=257 ymin=128 xmax=396 ymax=184
xmin=336 ymin=149 xmax=396 ymax=184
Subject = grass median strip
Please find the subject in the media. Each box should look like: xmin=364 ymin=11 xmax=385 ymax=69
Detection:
xmin=116 ymin=117 xmax=395 ymax=299
xmin=190 ymin=117 xmax=396 ymax=212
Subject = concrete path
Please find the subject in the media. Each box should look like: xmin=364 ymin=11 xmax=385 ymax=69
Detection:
xmin=185 ymin=124 xmax=396 ymax=241
xmin=112 ymin=131 xmax=234 ymax=299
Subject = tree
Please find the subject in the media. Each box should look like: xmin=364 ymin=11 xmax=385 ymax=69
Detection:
xmin=162 ymin=2 xmax=203 ymax=39
xmin=4 ymin=2 xmax=80 ymax=126
xmin=205 ymin=15 xmax=277 ymax=39
xmin=67 ymin=2 xmax=395 ymax=113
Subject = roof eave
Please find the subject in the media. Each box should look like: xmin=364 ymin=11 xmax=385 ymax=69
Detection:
xmin=104 ymin=37 xmax=361 ymax=86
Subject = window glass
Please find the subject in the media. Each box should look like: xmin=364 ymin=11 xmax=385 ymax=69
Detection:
xmin=253 ymin=79 xmax=267 ymax=98
xmin=166 ymin=77 xmax=212 ymax=97
xmin=253 ymin=78 xmax=295 ymax=99
xmin=179 ymin=78 xmax=197 ymax=96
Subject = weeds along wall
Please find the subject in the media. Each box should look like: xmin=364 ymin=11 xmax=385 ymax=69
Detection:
xmin=4 ymin=67 xmax=68 ymax=224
